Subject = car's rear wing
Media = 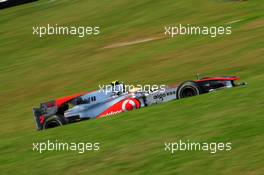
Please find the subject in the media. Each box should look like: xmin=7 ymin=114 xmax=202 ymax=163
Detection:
xmin=33 ymin=101 xmax=58 ymax=130
xmin=32 ymin=108 xmax=44 ymax=130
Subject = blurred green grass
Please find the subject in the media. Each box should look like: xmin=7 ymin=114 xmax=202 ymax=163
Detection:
xmin=0 ymin=0 xmax=263 ymax=174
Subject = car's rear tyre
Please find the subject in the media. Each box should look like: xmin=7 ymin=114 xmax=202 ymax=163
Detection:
xmin=177 ymin=81 xmax=200 ymax=99
xmin=43 ymin=115 xmax=67 ymax=129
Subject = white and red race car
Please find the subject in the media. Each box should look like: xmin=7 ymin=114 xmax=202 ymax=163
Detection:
xmin=33 ymin=76 xmax=245 ymax=130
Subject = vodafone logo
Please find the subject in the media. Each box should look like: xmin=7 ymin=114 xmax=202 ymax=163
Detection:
xmin=97 ymin=98 xmax=140 ymax=118
xmin=122 ymin=99 xmax=138 ymax=111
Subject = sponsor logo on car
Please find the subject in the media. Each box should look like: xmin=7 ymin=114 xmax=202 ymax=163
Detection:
xmin=153 ymin=91 xmax=176 ymax=101
xmin=97 ymin=98 xmax=140 ymax=118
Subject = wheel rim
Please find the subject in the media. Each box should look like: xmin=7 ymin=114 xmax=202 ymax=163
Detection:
xmin=45 ymin=120 xmax=61 ymax=129
xmin=180 ymin=87 xmax=198 ymax=98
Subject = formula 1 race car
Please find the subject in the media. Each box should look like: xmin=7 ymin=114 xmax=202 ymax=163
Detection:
xmin=33 ymin=76 xmax=246 ymax=130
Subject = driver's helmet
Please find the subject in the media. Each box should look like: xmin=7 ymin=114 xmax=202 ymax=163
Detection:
xmin=111 ymin=80 xmax=125 ymax=95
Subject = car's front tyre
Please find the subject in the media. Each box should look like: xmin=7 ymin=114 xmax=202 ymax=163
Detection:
xmin=177 ymin=81 xmax=200 ymax=99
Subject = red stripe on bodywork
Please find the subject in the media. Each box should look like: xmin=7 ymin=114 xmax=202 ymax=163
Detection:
xmin=55 ymin=90 xmax=97 ymax=108
xmin=195 ymin=77 xmax=239 ymax=83
xmin=55 ymin=93 xmax=85 ymax=108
